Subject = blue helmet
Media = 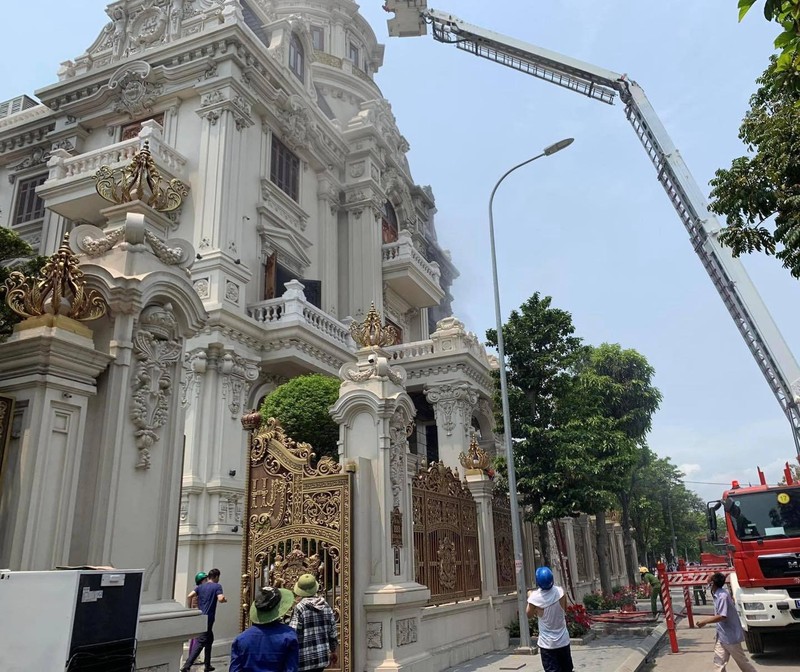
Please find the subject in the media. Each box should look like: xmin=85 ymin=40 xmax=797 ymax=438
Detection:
xmin=535 ymin=566 xmax=554 ymax=590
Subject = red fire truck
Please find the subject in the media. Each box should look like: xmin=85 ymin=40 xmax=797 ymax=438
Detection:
xmin=707 ymin=464 xmax=800 ymax=653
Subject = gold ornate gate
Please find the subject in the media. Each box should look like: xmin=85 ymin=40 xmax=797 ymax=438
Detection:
xmin=240 ymin=415 xmax=351 ymax=672
xmin=492 ymin=490 xmax=516 ymax=594
xmin=412 ymin=462 xmax=481 ymax=605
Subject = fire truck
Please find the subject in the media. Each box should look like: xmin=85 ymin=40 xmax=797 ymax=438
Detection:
xmin=707 ymin=465 xmax=800 ymax=653
xmin=382 ymin=0 xmax=800 ymax=653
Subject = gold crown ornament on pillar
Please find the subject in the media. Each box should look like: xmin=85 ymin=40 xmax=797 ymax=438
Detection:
xmin=3 ymin=233 xmax=107 ymax=323
xmin=349 ymin=302 xmax=398 ymax=349
xmin=459 ymin=432 xmax=492 ymax=473
xmin=94 ymin=140 xmax=188 ymax=213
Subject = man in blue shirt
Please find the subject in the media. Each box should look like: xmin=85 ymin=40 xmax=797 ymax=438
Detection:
xmin=697 ymin=573 xmax=758 ymax=672
xmin=182 ymin=568 xmax=227 ymax=672
xmin=230 ymin=586 xmax=298 ymax=672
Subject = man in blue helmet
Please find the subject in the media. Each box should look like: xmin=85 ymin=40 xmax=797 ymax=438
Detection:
xmin=526 ymin=566 xmax=573 ymax=672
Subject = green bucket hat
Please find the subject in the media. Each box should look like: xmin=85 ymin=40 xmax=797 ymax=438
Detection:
xmin=250 ymin=586 xmax=295 ymax=625
xmin=293 ymin=573 xmax=320 ymax=597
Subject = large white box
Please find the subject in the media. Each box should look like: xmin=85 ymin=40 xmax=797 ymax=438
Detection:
xmin=0 ymin=569 xmax=143 ymax=672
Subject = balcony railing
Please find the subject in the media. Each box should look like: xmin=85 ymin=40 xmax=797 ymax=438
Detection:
xmin=247 ymin=280 xmax=353 ymax=350
xmin=46 ymin=119 xmax=187 ymax=182
xmin=381 ymin=231 xmax=441 ymax=284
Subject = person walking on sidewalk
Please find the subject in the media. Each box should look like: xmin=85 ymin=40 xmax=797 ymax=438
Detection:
xmin=182 ymin=568 xmax=227 ymax=672
xmin=697 ymin=572 xmax=758 ymax=672
xmin=526 ymin=566 xmax=574 ymax=672
xmin=289 ymin=573 xmax=339 ymax=672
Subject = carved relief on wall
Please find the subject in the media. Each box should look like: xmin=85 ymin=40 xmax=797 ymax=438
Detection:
xmin=366 ymin=622 xmax=383 ymax=649
xmin=108 ymin=61 xmax=163 ymax=117
xmin=424 ymin=382 xmax=479 ymax=437
xmin=396 ymin=617 xmax=418 ymax=647
xmin=130 ymin=303 xmax=183 ymax=469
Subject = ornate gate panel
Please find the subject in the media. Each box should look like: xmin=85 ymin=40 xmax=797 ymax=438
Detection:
xmin=412 ymin=462 xmax=481 ymax=605
xmin=241 ymin=416 xmax=351 ymax=672
xmin=492 ymin=490 xmax=516 ymax=594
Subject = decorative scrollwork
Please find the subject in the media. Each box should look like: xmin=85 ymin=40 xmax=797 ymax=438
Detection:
xmin=349 ymin=302 xmax=397 ymax=349
xmin=437 ymin=537 xmax=457 ymax=592
xmin=3 ymin=233 xmax=107 ymax=322
xmin=94 ymin=140 xmax=188 ymax=212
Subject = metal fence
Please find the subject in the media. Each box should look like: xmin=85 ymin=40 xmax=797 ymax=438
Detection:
xmin=412 ymin=462 xmax=481 ymax=605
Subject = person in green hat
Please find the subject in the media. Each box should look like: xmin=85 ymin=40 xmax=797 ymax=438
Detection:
xmin=229 ymin=586 xmax=298 ymax=672
xmin=289 ymin=573 xmax=339 ymax=672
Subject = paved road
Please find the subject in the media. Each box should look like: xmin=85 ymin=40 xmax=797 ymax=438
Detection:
xmin=645 ymin=610 xmax=799 ymax=672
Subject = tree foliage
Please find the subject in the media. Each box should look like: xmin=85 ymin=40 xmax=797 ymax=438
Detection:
xmin=0 ymin=228 xmax=47 ymax=341
xmin=709 ymin=61 xmax=800 ymax=276
xmin=738 ymin=1 xmax=800 ymax=89
xmin=259 ymin=374 xmax=341 ymax=461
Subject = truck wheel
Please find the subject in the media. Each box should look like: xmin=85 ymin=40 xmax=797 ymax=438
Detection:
xmin=744 ymin=629 xmax=763 ymax=654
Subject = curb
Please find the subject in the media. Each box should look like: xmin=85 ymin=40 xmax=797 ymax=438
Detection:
xmin=612 ymin=622 xmax=668 ymax=672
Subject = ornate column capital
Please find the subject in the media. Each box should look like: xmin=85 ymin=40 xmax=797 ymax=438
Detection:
xmin=423 ymin=382 xmax=479 ymax=437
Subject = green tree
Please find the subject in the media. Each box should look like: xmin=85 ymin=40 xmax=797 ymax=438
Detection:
xmin=737 ymin=1 xmax=800 ymax=89
xmin=259 ymin=374 xmax=341 ymax=461
xmin=572 ymin=344 xmax=661 ymax=593
xmin=709 ymin=61 xmax=800 ymax=276
xmin=0 ymin=228 xmax=47 ymax=341
xmin=486 ymin=292 xmax=588 ymax=566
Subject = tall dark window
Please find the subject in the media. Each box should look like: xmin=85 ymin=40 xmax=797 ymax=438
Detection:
xmin=382 ymin=201 xmax=399 ymax=244
xmin=270 ymin=136 xmax=300 ymax=201
xmin=289 ymin=34 xmax=305 ymax=82
xmin=13 ymin=174 xmax=47 ymax=226
xmin=348 ymin=43 xmax=360 ymax=68
xmin=311 ymin=26 xmax=324 ymax=51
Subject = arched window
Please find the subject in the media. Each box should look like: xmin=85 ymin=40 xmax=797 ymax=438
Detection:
xmin=382 ymin=201 xmax=399 ymax=244
xmin=289 ymin=34 xmax=304 ymax=82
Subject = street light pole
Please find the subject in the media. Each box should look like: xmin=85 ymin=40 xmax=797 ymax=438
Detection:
xmin=488 ymin=138 xmax=574 ymax=650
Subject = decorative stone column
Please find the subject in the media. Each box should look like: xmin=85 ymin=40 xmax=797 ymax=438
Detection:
xmin=0 ymin=241 xmax=111 ymax=571
xmin=67 ymin=146 xmax=207 ymax=671
xmin=330 ymin=305 xmax=431 ymax=672
xmin=424 ymin=381 xmax=478 ymax=468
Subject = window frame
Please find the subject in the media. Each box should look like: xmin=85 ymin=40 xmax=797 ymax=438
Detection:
xmin=310 ymin=26 xmax=324 ymax=51
xmin=12 ymin=173 xmax=47 ymax=228
xmin=270 ymin=136 xmax=301 ymax=202
xmin=348 ymin=42 xmax=360 ymax=68
xmin=382 ymin=201 xmax=399 ymax=244
xmin=288 ymin=33 xmax=305 ymax=83
xmin=120 ymin=112 xmax=165 ymax=141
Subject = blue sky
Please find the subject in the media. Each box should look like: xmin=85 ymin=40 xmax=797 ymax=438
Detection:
xmin=4 ymin=1 xmax=799 ymax=502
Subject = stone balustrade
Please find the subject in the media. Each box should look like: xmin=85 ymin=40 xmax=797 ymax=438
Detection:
xmin=247 ymin=280 xmax=353 ymax=349
xmin=382 ymin=231 xmax=441 ymax=284
xmin=46 ymin=120 xmax=188 ymax=181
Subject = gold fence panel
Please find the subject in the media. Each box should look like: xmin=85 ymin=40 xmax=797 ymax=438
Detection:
xmin=241 ymin=416 xmax=352 ymax=672
xmin=412 ymin=462 xmax=481 ymax=605
xmin=492 ymin=490 xmax=516 ymax=594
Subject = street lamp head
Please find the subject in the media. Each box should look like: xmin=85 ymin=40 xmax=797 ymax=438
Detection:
xmin=543 ymin=137 xmax=574 ymax=156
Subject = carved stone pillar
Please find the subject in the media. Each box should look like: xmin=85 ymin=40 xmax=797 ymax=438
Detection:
xmin=0 ymin=317 xmax=111 ymax=571
xmin=424 ymin=381 xmax=478 ymax=469
xmin=330 ymin=306 xmax=430 ymax=672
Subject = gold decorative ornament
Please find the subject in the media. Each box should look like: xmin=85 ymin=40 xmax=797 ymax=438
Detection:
xmin=241 ymin=416 xmax=351 ymax=671
xmin=458 ymin=433 xmax=492 ymax=473
xmin=94 ymin=140 xmax=188 ymax=212
xmin=349 ymin=302 xmax=397 ymax=349
xmin=3 ymin=233 xmax=107 ymax=322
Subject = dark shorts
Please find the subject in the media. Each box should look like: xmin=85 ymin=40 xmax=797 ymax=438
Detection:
xmin=540 ymin=644 xmax=574 ymax=672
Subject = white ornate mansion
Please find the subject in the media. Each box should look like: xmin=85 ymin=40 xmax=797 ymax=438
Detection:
xmin=0 ymin=2 xmax=634 ymax=670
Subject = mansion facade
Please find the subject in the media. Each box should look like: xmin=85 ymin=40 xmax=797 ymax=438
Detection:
xmin=0 ymin=0 xmax=499 ymax=654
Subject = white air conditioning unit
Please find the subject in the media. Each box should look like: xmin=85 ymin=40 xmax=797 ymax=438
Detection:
xmin=0 ymin=569 xmax=143 ymax=672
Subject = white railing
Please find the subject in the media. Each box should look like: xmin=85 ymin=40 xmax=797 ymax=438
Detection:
xmin=247 ymin=281 xmax=352 ymax=349
xmin=46 ymin=120 xmax=187 ymax=181
xmin=382 ymin=232 xmax=441 ymax=284
xmin=386 ymin=341 xmax=436 ymax=361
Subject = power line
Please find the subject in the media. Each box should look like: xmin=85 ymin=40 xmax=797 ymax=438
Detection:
xmin=682 ymin=479 xmax=731 ymax=486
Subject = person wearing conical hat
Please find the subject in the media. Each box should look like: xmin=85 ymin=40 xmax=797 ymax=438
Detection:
xmin=288 ymin=574 xmax=339 ymax=672
xmin=229 ymin=586 xmax=298 ymax=672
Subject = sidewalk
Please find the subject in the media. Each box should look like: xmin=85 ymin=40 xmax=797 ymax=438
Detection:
xmin=643 ymin=621 xmax=718 ymax=672
xmin=442 ymin=624 xmax=668 ymax=672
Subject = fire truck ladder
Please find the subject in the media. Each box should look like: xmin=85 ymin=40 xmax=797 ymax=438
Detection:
xmin=385 ymin=3 xmax=800 ymax=457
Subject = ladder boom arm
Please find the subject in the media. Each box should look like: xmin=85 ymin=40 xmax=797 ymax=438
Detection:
xmin=385 ymin=2 xmax=800 ymax=456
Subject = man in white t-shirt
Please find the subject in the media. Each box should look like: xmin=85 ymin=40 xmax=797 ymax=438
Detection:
xmin=526 ymin=566 xmax=574 ymax=672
